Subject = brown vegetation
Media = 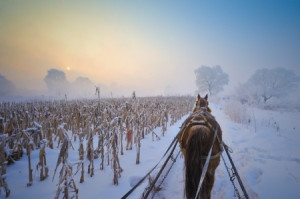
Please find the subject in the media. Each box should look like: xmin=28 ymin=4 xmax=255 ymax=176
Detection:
xmin=0 ymin=96 xmax=193 ymax=197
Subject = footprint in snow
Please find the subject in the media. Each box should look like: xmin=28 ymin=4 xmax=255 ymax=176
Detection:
xmin=129 ymin=176 xmax=143 ymax=187
xmin=246 ymin=167 xmax=263 ymax=185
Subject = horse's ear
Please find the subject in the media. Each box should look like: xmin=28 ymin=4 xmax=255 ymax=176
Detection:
xmin=204 ymin=94 xmax=208 ymax=100
xmin=197 ymin=94 xmax=201 ymax=100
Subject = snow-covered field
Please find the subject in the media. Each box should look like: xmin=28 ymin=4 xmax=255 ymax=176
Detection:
xmin=213 ymin=105 xmax=300 ymax=199
xmin=1 ymin=103 xmax=300 ymax=199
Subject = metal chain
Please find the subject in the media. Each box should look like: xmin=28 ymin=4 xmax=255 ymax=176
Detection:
xmin=221 ymin=154 xmax=242 ymax=199
xmin=121 ymin=134 xmax=179 ymax=199
xmin=223 ymin=143 xmax=249 ymax=199
xmin=150 ymin=151 xmax=180 ymax=199
xmin=143 ymin=139 xmax=179 ymax=198
xmin=221 ymin=153 xmax=248 ymax=199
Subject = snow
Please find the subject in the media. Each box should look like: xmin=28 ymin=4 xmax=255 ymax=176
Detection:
xmin=32 ymin=122 xmax=42 ymax=128
xmin=25 ymin=128 xmax=37 ymax=132
xmin=1 ymin=103 xmax=300 ymax=199
xmin=212 ymin=105 xmax=300 ymax=199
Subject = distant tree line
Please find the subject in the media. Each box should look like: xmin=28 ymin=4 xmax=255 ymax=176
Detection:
xmin=194 ymin=65 xmax=300 ymax=109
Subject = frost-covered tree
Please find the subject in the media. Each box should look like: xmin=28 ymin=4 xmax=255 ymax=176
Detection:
xmin=238 ymin=68 xmax=300 ymax=104
xmin=194 ymin=65 xmax=229 ymax=96
xmin=70 ymin=76 xmax=95 ymax=98
xmin=44 ymin=69 xmax=69 ymax=97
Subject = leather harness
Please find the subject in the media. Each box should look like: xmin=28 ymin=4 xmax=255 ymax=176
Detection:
xmin=178 ymin=110 xmax=223 ymax=160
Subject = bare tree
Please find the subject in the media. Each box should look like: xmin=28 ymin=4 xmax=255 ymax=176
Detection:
xmin=70 ymin=76 xmax=95 ymax=98
xmin=194 ymin=65 xmax=229 ymax=96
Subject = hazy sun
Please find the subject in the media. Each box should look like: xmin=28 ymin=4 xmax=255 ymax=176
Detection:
xmin=67 ymin=67 xmax=71 ymax=71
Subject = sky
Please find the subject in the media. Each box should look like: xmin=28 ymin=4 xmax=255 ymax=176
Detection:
xmin=0 ymin=0 xmax=300 ymax=97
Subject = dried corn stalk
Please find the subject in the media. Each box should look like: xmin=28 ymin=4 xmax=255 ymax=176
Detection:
xmin=0 ymin=174 xmax=10 ymax=197
xmin=22 ymin=130 xmax=35 ymax=187
xmin=0 ymin=136 xmax=10 ymax=197
xmin=86 ymin=130 xmax=94 ymax=177
xmin=0 ymin=95 xmax=194 ymax=195
xmin=111 ymin=129 xmax=122 ymax=185
xmin=36 ymin=140 xmax=49 ymax=181
xmin=53 ymin=134 xmax=78 ymax=199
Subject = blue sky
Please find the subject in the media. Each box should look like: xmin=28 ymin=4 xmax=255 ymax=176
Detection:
xmin=0 ymin=0 xmax=299 ymax=96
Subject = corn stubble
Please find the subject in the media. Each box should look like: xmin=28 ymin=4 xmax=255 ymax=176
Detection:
xmin=0 ymin=96 xmax=193 ymax=198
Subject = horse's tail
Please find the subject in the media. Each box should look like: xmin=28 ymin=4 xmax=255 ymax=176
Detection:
xmin=185 ymin=125 xmax=210 ymax=199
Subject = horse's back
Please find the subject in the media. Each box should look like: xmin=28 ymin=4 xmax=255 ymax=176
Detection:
xmin=178 ymin=111 xmax=222 ymax=153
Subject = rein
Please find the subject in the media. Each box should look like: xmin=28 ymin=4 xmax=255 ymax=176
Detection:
xmin=194 ymin=125 xmax=219 ymax=199
xmin=178 ymin=109 xmax=223 ymax=199
xmin=184 ymin=110 xmax=249 ymax=199
xmin=120 ymin=131 xmax=180 ymax=199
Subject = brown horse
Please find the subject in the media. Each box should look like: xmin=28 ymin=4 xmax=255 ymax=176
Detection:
xmin=179 ymin=94 xmax=223 ymax=199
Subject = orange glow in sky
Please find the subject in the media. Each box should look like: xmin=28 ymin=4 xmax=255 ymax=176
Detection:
xmin=1 ymin=1 xmax=299 ymax=97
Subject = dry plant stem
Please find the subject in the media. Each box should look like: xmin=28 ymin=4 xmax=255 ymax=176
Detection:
xmin=38 ymin=144 xmax=48 ymax=181
xmin=136 ymin=129 xmax=141 ymax=164
xmin=80 ymin=162 xmax=84 ymax=183
xmin=0 ymin=119 xmax=4 ymax=134
xmin=0 ymin=96 xmax=193 ymax=195
xmin=78 ymin=142 xmax=84 ymax=161
xmin=0 ymin=175 xmax=10 ymax=197
xmin=26 ymin=144 xmax=33 ymax=186
xmin=0 ymin=142 xmax=6 ymax=175
xmin=53 ymin=135 xmax=78 ymax=199
xmin=99 ymin=134 xmax=104 ymax=170
xmin=47 ymin=129 xmax=54 ymax=149
xmin=0 ymin=139 xmax=10 ymax=197
xmin=120 ymin=128 xmax=124 ymax=155
xmin=112 ymin=132 xmax=118 ymax=185
xmin=87 ymin=131 xmax=94 ymax=177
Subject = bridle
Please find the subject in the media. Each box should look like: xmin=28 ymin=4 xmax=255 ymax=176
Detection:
xmin=193 ymin=98 xmax=211 ymax=113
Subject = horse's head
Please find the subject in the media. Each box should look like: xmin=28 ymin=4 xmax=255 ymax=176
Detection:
xmin=193 ymin=94 xmax=211 ymax=113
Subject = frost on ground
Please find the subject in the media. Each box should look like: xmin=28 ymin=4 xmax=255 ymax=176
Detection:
xmin=1 ymin=103 xmax=300 ymax=199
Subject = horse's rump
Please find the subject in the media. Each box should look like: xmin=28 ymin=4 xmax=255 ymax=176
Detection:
xmin=179 ymin=112 xmax=222 ymax=199
xmin=179 ymin=112 xmax=220 ymax=153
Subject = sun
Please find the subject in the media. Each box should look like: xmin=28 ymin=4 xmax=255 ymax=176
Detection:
xmin=67 ymin=67 xmax=71 ymax=71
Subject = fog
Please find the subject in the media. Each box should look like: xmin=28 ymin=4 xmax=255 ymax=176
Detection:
xmin=0 ymin=1 xmax=299 ymax=100
xmin=0 ymin=74 xmax=16 ymax=97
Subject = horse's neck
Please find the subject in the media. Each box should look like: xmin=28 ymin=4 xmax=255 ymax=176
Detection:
xmin=193 ymin=107 xmax=208 ymax=114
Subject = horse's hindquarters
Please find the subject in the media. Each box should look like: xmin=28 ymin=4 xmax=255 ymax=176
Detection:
xmin=184 ymin=125 xmax=221 ymax=199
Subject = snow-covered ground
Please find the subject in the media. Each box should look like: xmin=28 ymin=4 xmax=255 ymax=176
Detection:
xmin=213 ymin=105 xmax=300 ymax=199
xmin=1 ymin=103 xmax=300 ymax=199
